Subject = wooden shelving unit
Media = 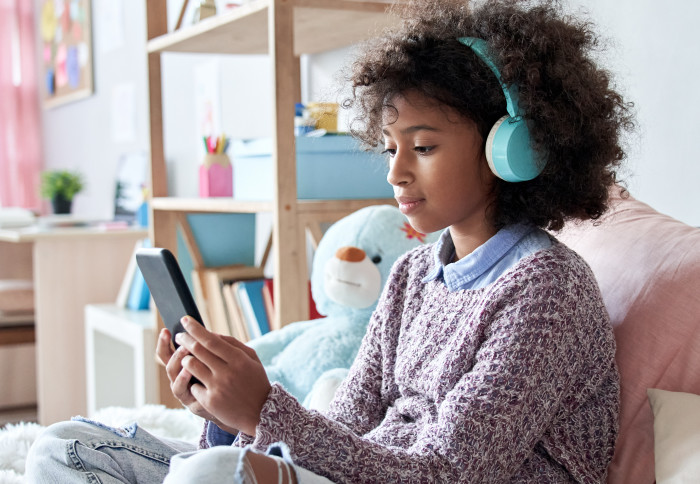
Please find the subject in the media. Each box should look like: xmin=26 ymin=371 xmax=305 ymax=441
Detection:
xmin=147 ymin=1 xmax=393 ymax=56
xmin=145 ymin=0 xmax=397 ymax=406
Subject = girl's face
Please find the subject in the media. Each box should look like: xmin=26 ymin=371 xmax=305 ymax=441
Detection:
xmin=383 ymin=91 xmax=497 ymax=257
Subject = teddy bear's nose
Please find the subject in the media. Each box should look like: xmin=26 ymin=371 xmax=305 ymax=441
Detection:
xmin=335 ymin=246 xmax=366 ymax=262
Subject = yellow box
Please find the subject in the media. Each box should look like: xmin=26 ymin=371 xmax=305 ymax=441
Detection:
xmin=307 ymin=102 xmax=339 ymax=132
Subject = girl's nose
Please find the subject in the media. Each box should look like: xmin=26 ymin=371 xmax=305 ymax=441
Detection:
xmin=386 ymin=150 xmax=412 ymax=187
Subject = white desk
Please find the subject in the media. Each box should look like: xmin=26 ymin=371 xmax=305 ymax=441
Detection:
xmin=0 ymin=224 xmax=148 ymax=424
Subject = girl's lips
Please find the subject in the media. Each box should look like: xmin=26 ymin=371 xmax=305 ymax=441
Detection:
xmin=396 ymin=197 xmax=424 ymax=215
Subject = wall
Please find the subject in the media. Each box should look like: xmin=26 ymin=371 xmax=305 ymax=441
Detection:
xmin=564 ymin=0 xmax=700 ymax=225
xmin=38 ymin=1 xmax=699 ymax=226
xmin=308 ymin=2 xmax=700 ymax=226
xmin=39 ymin=0 xmax=150 ymax=219
xmin=38 ymin=0 xmax=274 ymax=218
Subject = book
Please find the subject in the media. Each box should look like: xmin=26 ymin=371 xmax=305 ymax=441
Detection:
xmin=222 ymin=282 xmax=249 ymax=342
xmin=236 ymin=279 xmax=270 ymax=337
xmin=125 ymin=239 xmax=151 ymax=311
xmin=189 ymin=264 xmax=265 ymax=338
xmin=190 ymin=268 xmax=214 ymax=331
xmin=262 ymin=278 xmax=275 ymax=330
xmin=192 ymin=268 xmax=232 ymax=337
xmin=127 ymin=267 xmax=151 ymax=310
xmin=227 ymin=281 xmax=255 ymax=340
xmin=261 ymin=278 xmax=323 ymax=331
xmin=116 ymin=239 xmax=142 ymax=308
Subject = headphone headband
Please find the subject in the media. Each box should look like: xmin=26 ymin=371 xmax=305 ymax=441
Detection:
xmin=457 ymin=37 xmax=520 ymax=119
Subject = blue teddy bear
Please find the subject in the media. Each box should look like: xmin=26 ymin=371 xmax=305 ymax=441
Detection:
xmin=248 ymin=204 xmax=438 ymax=409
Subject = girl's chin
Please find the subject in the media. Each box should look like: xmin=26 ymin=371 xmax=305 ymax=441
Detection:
xmin=405 ymin=216 xmax=440 ymax=237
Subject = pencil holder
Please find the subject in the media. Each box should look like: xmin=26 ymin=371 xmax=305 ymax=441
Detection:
xmin=200 ymin=153 xmax=233 ymax=197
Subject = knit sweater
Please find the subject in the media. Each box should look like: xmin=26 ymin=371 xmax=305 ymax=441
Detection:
xmin=205 ymin=240 xmax=619 ymax=483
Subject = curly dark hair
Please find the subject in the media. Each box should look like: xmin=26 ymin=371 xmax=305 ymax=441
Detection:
xmin=344 ymin=0 xmax=635 ymax=231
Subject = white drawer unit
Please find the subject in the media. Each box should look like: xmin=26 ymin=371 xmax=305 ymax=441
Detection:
xmin=85 ymin=304 xmax=158 ymax=417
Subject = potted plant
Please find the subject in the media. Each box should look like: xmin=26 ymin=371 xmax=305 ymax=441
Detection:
xmin=40 ymin=169 xmax=85 ymax=214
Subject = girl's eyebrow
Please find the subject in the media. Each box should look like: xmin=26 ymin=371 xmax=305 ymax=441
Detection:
xmin=381 ymin=125 xmax=441 ymax=136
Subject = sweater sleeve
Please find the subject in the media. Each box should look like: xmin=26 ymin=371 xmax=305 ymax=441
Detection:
xmin=200 ymin=257 xmax=406 ymax=454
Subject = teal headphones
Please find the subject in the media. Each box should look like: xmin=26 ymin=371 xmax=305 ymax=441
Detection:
xmin=458 ymin=37 xmax=544 ymax=182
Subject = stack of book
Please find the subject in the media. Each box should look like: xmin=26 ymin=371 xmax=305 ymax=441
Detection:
xmin=222 ymin=279 xmax=270 ymax=342
xmin=259 ymin=279 xmax=322 ymax=332
xmin=193 ymin=271 xmax=323 ymax=343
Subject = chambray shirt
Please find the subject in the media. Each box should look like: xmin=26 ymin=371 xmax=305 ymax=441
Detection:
xmin=423 ymin=224 xmax=552 ymax=292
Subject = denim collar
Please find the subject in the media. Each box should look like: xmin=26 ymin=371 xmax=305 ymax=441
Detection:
xmin=422 ymin=224 xmax=535 ymax=291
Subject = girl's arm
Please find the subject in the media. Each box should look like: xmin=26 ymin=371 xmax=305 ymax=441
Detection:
xmin=227 ymin=259 xmax=406 ymax=451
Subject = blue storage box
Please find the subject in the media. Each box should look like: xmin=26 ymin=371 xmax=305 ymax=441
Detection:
xmin=230 ymin=135 xmax=392 ymax=200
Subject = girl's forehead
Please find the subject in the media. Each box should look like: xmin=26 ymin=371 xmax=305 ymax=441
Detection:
xmin=382 ymin=91 xmax=469 ymax=128
xmin=385 ymin=90 xmax=441 ymax=112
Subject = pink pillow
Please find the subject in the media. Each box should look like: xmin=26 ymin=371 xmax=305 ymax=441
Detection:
xmin=555 ymin=187 xmax=700 ymax=484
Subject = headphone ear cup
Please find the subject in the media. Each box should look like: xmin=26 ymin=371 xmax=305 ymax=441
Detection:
xmin=485 ymin=115 xmax=542 ymax=182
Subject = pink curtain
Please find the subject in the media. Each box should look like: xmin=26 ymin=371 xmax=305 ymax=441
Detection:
xmin=0 ymin=0 xmax=42 ymax=210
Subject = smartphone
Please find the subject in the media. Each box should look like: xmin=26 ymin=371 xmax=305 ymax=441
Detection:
xmin=135 ymin=247 xmax=204 ymax=347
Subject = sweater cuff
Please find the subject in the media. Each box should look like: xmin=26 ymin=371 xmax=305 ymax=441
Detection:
xmin=198 ymin=421 xmax=210 ymax=449
xmin=251 ymin=383 xmax=301 ymax=450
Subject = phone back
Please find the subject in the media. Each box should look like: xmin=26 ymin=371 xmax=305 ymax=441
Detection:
xmin=135 ymin=247 xmax=203 ymax=343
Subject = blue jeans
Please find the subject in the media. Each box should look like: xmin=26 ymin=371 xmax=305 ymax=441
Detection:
xmin=26 ymin=419 xmax=333 ymax=483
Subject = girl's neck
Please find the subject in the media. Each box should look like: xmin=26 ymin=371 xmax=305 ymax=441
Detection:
xmin=449 ymin=222 xmax=498 ymax=261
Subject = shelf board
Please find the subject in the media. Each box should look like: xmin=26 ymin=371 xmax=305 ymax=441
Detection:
xmin=150 ymin=197 xmax=395 ymax=214
xmin=148 ymin=0 xmax=396 ymax=56
xmin=297 ymin=198 xmax=396 ymax=214
xmin=151 ymin=197 xmax=273 ymax=213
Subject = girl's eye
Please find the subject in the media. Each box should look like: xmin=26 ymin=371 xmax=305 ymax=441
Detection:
xmin=381 ymin=148 xmax=396 ymax=157
xmin=414 ymin=145 xmax=435 ymax=154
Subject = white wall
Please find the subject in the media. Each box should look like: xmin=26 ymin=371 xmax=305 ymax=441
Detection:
xmin=39 ymin=1 xmax=699 ymax=226
xmin=563 ymin=0 xmax=700 ymax=225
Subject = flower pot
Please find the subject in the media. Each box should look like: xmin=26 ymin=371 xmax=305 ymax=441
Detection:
xmin=51 ymin=194 xmax=73 ymax=214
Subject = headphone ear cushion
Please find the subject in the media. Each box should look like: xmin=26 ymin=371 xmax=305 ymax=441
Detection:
xmin=485 ymin=115 xmax=542 ymax=182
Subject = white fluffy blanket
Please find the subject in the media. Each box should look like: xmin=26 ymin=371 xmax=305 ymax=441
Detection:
xmin=0 ymin=405 xmax=204 ymax=483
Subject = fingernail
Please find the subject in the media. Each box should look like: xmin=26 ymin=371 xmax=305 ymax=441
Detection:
xmin=181 ymin=316 xmax=191 ymax=327
xmin=175 ymin=332 xmax=183 ymax=344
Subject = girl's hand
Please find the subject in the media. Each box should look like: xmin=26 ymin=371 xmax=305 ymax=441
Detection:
xmin=173 ymin=317 xmax=272 ymax=436
xmin=155 ymin=326 xmax=239 ymax=434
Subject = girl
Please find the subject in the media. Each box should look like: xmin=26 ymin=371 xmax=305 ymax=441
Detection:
xmin=27 ymin=0 xmax=633 ymax=482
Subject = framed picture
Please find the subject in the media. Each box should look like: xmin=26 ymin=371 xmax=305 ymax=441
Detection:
xmin=39 ymin=0 xmax=94 ymax=108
